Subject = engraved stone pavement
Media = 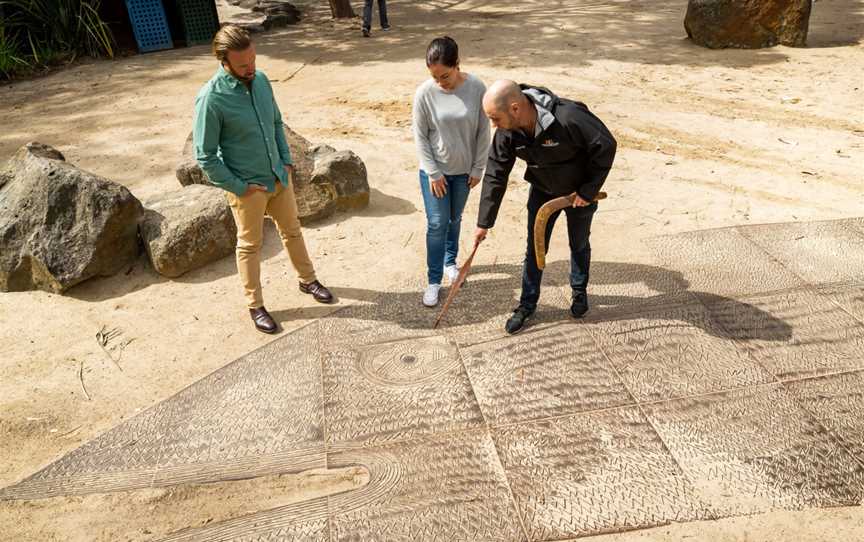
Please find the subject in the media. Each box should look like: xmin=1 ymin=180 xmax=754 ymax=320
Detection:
xmin=3 ymin=218 xmax=864 ymax=540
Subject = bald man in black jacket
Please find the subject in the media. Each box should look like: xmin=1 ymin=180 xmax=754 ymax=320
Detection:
xmin=474 ymin=80 xmax=617 ymax=334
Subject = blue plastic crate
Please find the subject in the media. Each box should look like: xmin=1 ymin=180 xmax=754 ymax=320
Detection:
xmin=125 ymin=0 xmax=173 ymax=53
xmin=177 ymin=0 xmax=220 ymax=46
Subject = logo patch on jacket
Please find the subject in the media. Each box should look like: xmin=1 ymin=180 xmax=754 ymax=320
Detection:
xmin=541 ymin=139 xmax=559 ymax=147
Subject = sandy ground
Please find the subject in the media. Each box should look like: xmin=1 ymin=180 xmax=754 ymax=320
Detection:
xmin=0 ymin=0 xmax=862 ymax=539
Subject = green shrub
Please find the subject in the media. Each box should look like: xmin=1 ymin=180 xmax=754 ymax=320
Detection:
xmin=0 ymin=0 xmax=114 ymax=79
xmin=0 ymin=26 xmax=26 ymax=78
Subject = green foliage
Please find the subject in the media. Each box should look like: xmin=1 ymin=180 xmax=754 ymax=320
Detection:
xmin=0 ymin=26 xmax=26 ymax=78
xmin=0 ymin=0 xmax=115 ymax=79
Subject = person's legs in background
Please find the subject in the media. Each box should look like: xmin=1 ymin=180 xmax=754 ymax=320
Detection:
xmin=378 ymin=0 xmax=390 ymax=29
xmin=361 ymin=0 xmax=373 ymax=36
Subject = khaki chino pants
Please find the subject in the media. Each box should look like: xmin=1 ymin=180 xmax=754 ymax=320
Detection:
xmin=226 ymin=181 xmax=316 ymax=309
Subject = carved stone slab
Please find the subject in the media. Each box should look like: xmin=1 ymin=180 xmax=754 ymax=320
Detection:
xmin=587 ymin=301 xmax=774 ymax=402
xmin=738 ymin=219 xmax=864 ymax=285
xmin=460 ymin=324 xmax=633 ymax=426
xmin=494 ymin=407 xmax=712 ymax=540
xmin=816 ymin=283 xmax=864 ymax=324
xmin=0 ymin=323 xmax=325 ymax=501
xmin=329 ymin=432 xmax=527 ymax=541
xmin=787 ymin=370 xmax=864 ymax=466
xmin=706 ymin=289 xmax=864 ymax=380
xmin=646 ymin=385 xmax=864 ymax=517
xmin=322 ymin=336 xmax=484 ymax=445
xmin=648 ymin=227 xmax=804 ymax=297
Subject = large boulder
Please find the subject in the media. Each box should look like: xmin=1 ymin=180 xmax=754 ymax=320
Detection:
xmin=140 ymin=185 xmax=237 ymax=278
xmin=0 ymin=142 xmax=143 ymax=293
xmin=685 ymin=0 xmax=812 ymax=49
xmin=176 ymin=128 xmax=369 ymax=223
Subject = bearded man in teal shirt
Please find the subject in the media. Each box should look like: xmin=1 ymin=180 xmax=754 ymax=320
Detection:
xmin=194 ymin=25 xmax=333 ymax=334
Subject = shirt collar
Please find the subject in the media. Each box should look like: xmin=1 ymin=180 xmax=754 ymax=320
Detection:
xmin=217 ymin=64 xmax=244 ymax=89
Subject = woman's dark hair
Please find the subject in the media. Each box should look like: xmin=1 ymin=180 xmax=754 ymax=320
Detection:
xmin=426 ymin=36 xmax=459 ymax=67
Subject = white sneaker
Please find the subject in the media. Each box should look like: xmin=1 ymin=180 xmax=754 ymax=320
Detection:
xmin=444 ymin=265 xmax=460 ymax=284
xmin=422 ymin=284 xmax=441 ymax=307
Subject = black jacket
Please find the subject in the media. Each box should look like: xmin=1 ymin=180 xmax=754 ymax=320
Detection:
xmin=477 ymin=85 xmax=617 ymax=228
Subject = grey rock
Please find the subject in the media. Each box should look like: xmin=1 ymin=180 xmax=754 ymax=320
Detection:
xmin=223 ymin=0 xmax=300 ymax=29
xmin=283 ymin=126 xmax=370 ymax=222
xmin=176 ymin=134 xmax=212 ymax=187
xmin=685 ymin=0 xmax=812 ymax=49
xmin=140 ymin=185 xmax=237 ymax=278
xmin=177 ymin=127 xmax=369 ymax=224
xmin=311 ymin=144 xmax=337 ymax=158
xmin=282 ymin=126 xmax=337 ymax=223
xmin=262 ymin=12 xmax=296 ymax=29
xmin=0 ymin=142 xmax=143 ymax=293
xmin=240 ymin=22 xmax=267 ymax=33
xmin=311 ymin=150 xmax=370 ymax=212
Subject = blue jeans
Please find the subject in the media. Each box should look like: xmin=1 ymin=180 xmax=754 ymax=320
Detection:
xmin=362 ymin=0 xmax=389 ymax=31
xmin=521 ymin=186 xmax=596 ymax=311
xmin=419 ymin=170 xmax=471 ymax=285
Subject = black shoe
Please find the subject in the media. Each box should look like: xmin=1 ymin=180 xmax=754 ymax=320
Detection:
xmin=571 ymin=292 xmax=589 ymax=319
xmin=362 ymin=28 xmax=370 ymax=37
xmin=250 ymin=306 xmax=278 ymax=334
xmin=300 ymin=280 xmax=334 ymax=304
xmin=505 ymin=306 xmax=534 ymax=335
xmin=381 ymin=24 xmax=391 ymax=31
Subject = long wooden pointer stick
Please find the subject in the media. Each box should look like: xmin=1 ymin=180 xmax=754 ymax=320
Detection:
xmin=433 ymin=239 xmax=481 ymax=329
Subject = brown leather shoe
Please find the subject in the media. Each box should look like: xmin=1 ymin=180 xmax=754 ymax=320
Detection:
xmin=299 ymin=280 xmax=333 ymax=304
xmin=249 ymin=306 xmax=278 ymax=334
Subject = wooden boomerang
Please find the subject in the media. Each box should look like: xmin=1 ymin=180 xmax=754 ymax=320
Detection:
xmin=433 ymin=240 xmax=481 ymax=328
xmin=534 ymin=191 xmax=607 ymax=270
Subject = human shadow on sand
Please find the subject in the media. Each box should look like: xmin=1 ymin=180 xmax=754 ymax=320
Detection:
xmin=271 ymin=259 xmax=795 ymax=343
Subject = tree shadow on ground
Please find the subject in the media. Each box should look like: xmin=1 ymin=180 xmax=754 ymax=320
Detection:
xmin=270 ymin=259 xmax=795 ymax=342
xmin=248 ymin=0 xmax=864 ymax=71
xmin=2 ymin=0 xmax=859 ymax=193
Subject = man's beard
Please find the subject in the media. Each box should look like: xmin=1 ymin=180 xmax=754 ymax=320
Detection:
xmin=226 ymin=63 xmax=254 ymax=82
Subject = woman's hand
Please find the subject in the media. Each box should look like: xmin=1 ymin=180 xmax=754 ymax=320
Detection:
xmin=468 ymin=176 xmax=481 ymax=189
xmin=431 ymin=176 xmax=447 ymax=198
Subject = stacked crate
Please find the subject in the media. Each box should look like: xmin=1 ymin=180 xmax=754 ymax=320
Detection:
xmin=124 ymin=0 xmax=174 ymax=53
xmin=177 ymin=0 xmax=221 ymax=46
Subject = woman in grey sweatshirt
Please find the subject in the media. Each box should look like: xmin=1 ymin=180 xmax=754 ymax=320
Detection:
xmin=412 ymin=36 xmax=491 ymax=307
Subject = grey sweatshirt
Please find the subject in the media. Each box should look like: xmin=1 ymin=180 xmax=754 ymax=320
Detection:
xmin=412 ymin=73 xmax=491 ymax=180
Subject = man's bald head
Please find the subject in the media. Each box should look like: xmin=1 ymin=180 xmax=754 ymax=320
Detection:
xmin=482 ymin=79 xmax=532 ymax=131
xmin=483 ymin=80 xmax=525 ymax=114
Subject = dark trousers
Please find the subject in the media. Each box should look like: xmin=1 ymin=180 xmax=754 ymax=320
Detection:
xmin=520 ymin=186 xmax=596 ymax=311
xmin=362 ymin=0 xmax=389 ymax=30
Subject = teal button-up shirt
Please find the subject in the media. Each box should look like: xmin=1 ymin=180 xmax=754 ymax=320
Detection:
xmin=193 ymin=66 xmax=292 ymax=196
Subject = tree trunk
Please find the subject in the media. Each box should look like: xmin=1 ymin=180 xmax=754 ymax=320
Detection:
xmin=328 ymin=0 xmax=355 ymax=18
